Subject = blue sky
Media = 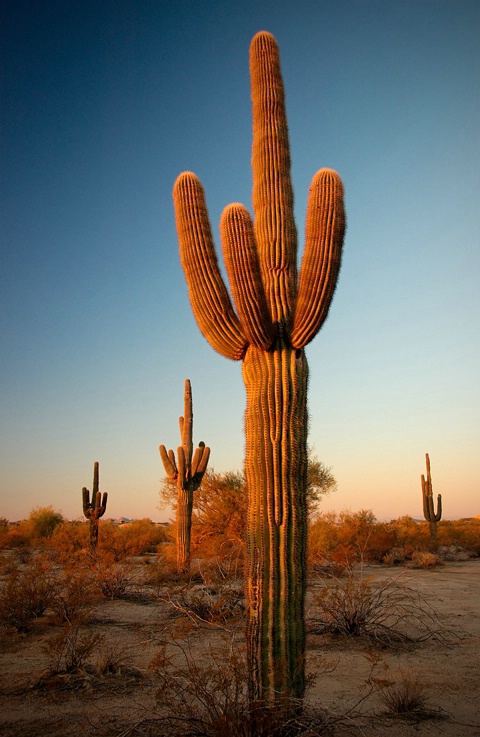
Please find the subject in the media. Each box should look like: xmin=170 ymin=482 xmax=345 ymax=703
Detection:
xmin=1 ymin=0 xmax=479 ymax=522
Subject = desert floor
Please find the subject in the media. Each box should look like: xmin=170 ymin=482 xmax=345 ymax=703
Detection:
xmin=0 ymin=558 xmax=479 ymax=737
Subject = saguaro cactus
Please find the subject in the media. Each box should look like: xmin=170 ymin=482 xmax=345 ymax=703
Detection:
xmin=159 ymin=379 xmax=210 ymax=573
xmin=173 ymin=31 xmax=345 ymax=703
xmin=82 ymin=461 xmax=108 ymax=555
xmin=421 ymin=453 xmax=442 ymax=543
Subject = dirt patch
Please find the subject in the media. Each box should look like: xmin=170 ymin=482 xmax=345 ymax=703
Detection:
xmin=0 ymin=560 xmax=479 ymax=736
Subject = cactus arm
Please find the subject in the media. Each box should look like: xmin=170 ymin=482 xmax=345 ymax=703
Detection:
xmin=173 ymin=172 xmax=247 ymax=360
xmin=435 ymin=494 xmax=442 ymax=522
xmin=82 ymin=487 xmax=91 ymax=516
xmin=193 ymin=445 xmax=210 ymax=485
xmin=177 ymin=446 xmax=186 ymax=487
xmin=221 ymin=203 xmax=274 ymax=349
xmin=291 ymin=169 xmax=345 ymax=348
xmin=250 ymin=32 xmax=298 ymax=325
xmin=101 ymin=492 xmax=108 ymax=514
xmin=191 ymin=442 xmax=205 ymax=477
xmin=159 ymin=444 xmax=178 ymax=479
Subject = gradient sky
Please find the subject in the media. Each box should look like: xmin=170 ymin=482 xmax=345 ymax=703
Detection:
xmin=1 ymin=0 xmax=479 ymax=523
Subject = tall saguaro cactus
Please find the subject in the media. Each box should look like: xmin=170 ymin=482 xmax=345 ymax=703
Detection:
xmin=159 ymin=379 xmax=210 ymax=573
xmin=82 ymin=461 xmax=108 ymax=555
xmin=173 ymin=32 xmax=345 ymax=703
xmin=421 ymin=453 xmax=442 ymax=543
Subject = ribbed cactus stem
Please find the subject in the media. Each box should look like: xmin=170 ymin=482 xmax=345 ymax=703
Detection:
xmin=421 ymin=453 xmax=442 ymax=543
xmin=172 ymin=31 xmax=345 ymax=704
xmin=82 ymin=461 xmax=108 ymax=555
xmin=159 ymin=379 xmax=210 ymax=573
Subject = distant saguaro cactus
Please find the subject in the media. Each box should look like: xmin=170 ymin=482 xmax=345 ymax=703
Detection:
xmin=172 ymin=31 xmax=345 ymax=704
xmin=159 ymin=379 xmax=210 ymax=573
xmin=421 ymin=453 xmax=442 ymax=543
xmin=82 ymin=461 xmax=108 ymax=555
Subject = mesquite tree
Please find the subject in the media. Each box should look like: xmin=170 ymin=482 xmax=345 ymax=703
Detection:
xmin=172 ymin=31 xmax=345 ymax=703
xmin=421 ymin=452 xmax=442 ymax=543
xmin=159 ymin=379 xmax=210 ymax=573
xmin=82 ymin=461 xmax=108 ymax=555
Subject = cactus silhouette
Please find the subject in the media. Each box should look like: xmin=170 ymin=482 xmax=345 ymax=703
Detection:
xmin=173 ymin=31 xmax=345 ymax=703
xmin=421 ymin=453 xmax=442 ymax=543
xmin=82 ymin=461 xmax=108 ymax=555
xmin=159 ymin=379 xmax=210 ymax=573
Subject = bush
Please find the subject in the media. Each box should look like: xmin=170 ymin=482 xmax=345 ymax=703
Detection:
xmin=308 ymin=571 xmax=448 ymax=648
xmin=0 ymin=557 xmax=57 ymax=631
xmin=409 ymin=552 xmax=443 ymax=569
xmin=24 ymin=506 xmax=64 ymax=541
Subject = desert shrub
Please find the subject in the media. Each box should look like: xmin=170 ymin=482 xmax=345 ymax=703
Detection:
xmin=0 ymin=557 xmax=57 ymax=631
xmin=308 ymin=571 xmax=447 ymax=648
xmin=92 ymin=557 xmax=134 ymax=599
xmin=409 ymin=551 xmax=443 ymax=569
xmin=159 ymin=580 xmax=245 ymax=630
xmin=375 ymin=670 xmax=444 ymax=722
xmin=44 ymin=621 xmax=104 ymax=674
xmin=48 ymin=520 xmax=90 ymax=561
xmin=49 ymin=567 xmax=99 ymax=623
xmin=382 ymin=547 xmax=408 ymax=566
xmin=115 ymin=518 xmax=170 ymax=557
xmin=23 ymin=505 xmax=64 ymax=541
xmin=148 ymin=635 xmax=333 ymax=737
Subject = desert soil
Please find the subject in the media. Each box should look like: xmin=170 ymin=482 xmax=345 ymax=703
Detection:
xmin=0 ymin=559 xmax=479 ymax=737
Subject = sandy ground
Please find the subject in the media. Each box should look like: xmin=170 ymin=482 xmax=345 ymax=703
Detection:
xmin=0 ymin=559 xmax=479 ymax=737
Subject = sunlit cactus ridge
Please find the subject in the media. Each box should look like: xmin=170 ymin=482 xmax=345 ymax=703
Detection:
xmin=173 ymin=30 xmax=345 ymax=703
xmin=421 ymin=452 xmax=442 ymax=543
xmin=82 ymin=461 xmax=108 ymax=554
xmin=159 ymin=379 xmax=210 ymax=572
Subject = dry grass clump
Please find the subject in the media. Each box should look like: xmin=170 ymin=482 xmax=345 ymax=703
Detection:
xmin=408 ymin=551 xmax=444 ymax=569
xmin=375 ymin=670 xmax=447 ymax=722
xmin=308 ymin=572 xmax=448 ymax=648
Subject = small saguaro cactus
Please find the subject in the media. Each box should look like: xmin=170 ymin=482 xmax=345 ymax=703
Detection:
xmin=172 ymin=31 xmax=345 ymax=704
xmin=421 ymin=453 xmax=442 ymax=543
xmin=82 ymin=461 xmax=108 ymax=555
xmin=159 ymin=379 xmax=210 ymax=573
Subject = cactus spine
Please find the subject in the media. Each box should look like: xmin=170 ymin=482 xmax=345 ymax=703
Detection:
xmin=159 ymin=379 xmax=210 ymax=573
xmin=421 ymin=452 xmax=442 ymax=543
xmin=173 ymin=32 xmax=345 ymax=703
xmin=82 ymin=461 xmax=108 ymax=555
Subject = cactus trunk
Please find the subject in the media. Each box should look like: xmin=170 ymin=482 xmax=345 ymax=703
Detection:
xmin=244 ymin=342 xmax=308 ymax=701
xmin=176 ymin=486 xmax=194 ymax=573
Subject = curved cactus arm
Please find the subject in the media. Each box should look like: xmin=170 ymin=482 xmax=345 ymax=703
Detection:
xmin=221 ymin=203 xmax=274 ymax=349
xmin=291 ymin=169 xmax=345 ymax=348
xmin=193 ymin=445 xmax=210 ymax=486
xmin=82 ymin=487 xmax=91 ymax=515
xmin=101 ymin=492 xmax=108 ymax=514
xmin=435 ymin=494 xmax=442 ymax=522
xmin=159 ymin=444 xmax=178 ymax=480
xmin=191 ymin=441 xmax=205 ymax=477
xmin=250 ymin=31 xmax=298 ymax=325
xmin=173 ymin=172 xmax=248 ymax=360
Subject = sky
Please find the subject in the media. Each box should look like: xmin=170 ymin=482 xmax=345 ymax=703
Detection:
xmin=1 ymin=0 xmax=479 ymax=523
